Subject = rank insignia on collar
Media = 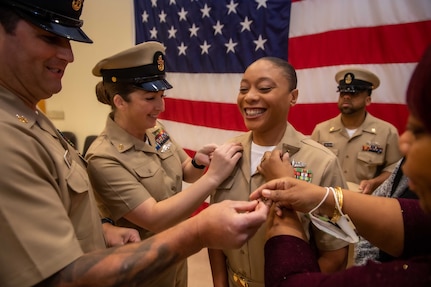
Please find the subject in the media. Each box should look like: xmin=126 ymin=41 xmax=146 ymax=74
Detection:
xmin=323 ymin=142 xmax=333 ymax=148
xmin=294 ymin=168 xmax=313 ymax=183
xmin=16 ymin=114 xmax=28 ymax=123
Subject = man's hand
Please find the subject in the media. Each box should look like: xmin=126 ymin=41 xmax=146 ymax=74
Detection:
xmin=102 ymin=223 xmax=141 ymax=247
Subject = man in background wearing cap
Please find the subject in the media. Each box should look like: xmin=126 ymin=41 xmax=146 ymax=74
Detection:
xmin=0 ymin=1 xmax=269 ymax=286
xmin=311 ymin=68 xmax=402 ymax=195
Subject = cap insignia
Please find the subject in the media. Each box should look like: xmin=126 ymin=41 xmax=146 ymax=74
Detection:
xmin=157 ymin=55 xmax=165 ymax=72
xmin=345 ymin=73 xmax=353 ymax=84
xmin=72 ymin=0 xmax=83 ymax=11
xmin=111 ymin=76 xmax=117 ymax=83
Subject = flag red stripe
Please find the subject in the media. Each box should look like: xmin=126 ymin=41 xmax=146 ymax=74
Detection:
xmin=161 ymin=98 xmax=408 ymax=135
xmin=160 ymin=98 xmax=248 ymax=132
xmin=289 ymin=20 xmax=431 ymax=69
xmin=289 ymin=103 xmax=409 ymax=135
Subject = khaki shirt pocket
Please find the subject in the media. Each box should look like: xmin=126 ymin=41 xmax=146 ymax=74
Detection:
xmin=356 ymin=151 xmax=384 ymax=179
xmin=66 ymin=161 xmax=92 ymax=239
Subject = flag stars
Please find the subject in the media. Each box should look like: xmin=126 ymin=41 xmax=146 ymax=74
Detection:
xmin=168 ymin=26 xmax=177 ymax=38
xmin=254 ymin=34 xmax=267 ymax=51
xmin=141 ymin=11 xmax=149 ymax=23
xmin=151 ymin=0 xmax=157 ymax=7
xmin=213 ymin=20 xmax=224 ymax=35
xmin=178 ymin=42 xmax=187 ymax=55
xmin=226 ymin=0 xmax=238 ymax=14
xmin=189 ymin=23 xmax=199 ymax=37
xmin=149 ymin=27 xmax=158 ymax=39
xmin=200 ymin=41 xmax=211 ymax=55
xmin=256 ymin=0 xmax=268 ymax=9
xmin=240 ymin=16 xmax=253 ymax=32
xmin=159 ymin=10 xmax=168 ymax=23
xmin=169 ymin=0 xmax=176 ymax=4
xmin=201 ymin=4 xmax=211 ymax=18
xmin=178 ymin=7 xmax=188 ymax=21
xmin=225 ymin=38 xmax=238 ymax=53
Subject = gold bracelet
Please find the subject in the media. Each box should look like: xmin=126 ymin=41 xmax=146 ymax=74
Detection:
xmin=330 ymin=186 xmax=343 ymax=223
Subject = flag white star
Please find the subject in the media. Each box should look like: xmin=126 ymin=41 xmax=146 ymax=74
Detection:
xmin=213 ymin=20 xmax=224 ymax=35
xmin=200 ymin=41 xmax=211 ymax=55
xmin=178 ymin=42 xmax=187 ymax=55
xmin=149 ymin=27 xmax=158 ymax=39
xmin=169 ymin=0 xmax=176 ymax=4
xmin=178 ymin=7 xmax=188 ymax=21
xmin=168 ymin=26 xmax=177 ymax=39
xmin=201 ymin=4 xmax=211 ymax=18
xmin=141 ymin=11 xmax=149 ymax=23
xmin=240 ymin=16 xmax=253 ymax=32
xmin=226 ymin=0 xmax=238 ymax=14
xmin=189 ymin=23 xmax=199 ymax=37
xmin=225 ymin=38 xmax=238 ymax=53
xmin=151 ymin=0 xmax=157 ymax=7
xmin=255 ymin=0 xmax=268 ymax=9
xmin=159 ymin=10 xmax=167 ymax=23
xmin=253 ymin=34 xmax=267 ymax=51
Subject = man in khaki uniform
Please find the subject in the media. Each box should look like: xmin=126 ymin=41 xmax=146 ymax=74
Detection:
xmin=0 ymin=1 xmax=269 ymax=286
xmin=311 ymin=68 xmax=402 ymax=194
xmin=209 ymin=57 xmax=349 ymax=287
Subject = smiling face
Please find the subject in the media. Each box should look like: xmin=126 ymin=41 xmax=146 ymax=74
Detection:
xmin=237 ymin=58 xmax=298 ymax=145
xmin=113 ymin=89 xmax=166 ymax=139
xmin=0 ymin=19 xmax=73 ymax=108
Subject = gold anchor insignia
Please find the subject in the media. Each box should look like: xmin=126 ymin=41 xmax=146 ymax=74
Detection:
xmin=157 ymin=55 xmax=164 ymax=71
xmin=118 ymin=144 xmax=124 ymax=150
xmin=16 ymin=114 xmax=28 ymax=123
xmin=345 ymin=73 xmax=353 ymax=84
xmin=72 ymin=0 xmax=83 ymax=11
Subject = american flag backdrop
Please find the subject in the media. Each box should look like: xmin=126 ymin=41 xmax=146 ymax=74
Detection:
xmin=134 ymin=0 xmax=431 ymax=157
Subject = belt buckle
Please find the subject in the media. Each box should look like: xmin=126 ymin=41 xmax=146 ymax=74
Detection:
xmin=233 ymin=273 xmax=249 ymax=287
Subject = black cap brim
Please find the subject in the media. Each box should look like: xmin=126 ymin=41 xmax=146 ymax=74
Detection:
xmin=137 ymin=79 xmax=173 ymax=92
xmin=23 ymin=14 xmax=92 ymax=43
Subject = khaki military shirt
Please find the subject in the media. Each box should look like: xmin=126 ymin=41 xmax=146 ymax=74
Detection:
xmin=0 ymin=87 xmax=105 ymax=287
xmin=86 ymin=115 xmax=189 ymax=287
xmin=211 ymin=124 xmax=348 ymax=287
xmin=311 ymin=113 xmax=402 ymax=186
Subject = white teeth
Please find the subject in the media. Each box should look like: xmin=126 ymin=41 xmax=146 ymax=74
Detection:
xmin=245 ymin=108 xmax=264 ymax=116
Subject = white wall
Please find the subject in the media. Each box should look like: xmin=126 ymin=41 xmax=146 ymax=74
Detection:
xmin=47 ymin=0 xmax=135 ymax=152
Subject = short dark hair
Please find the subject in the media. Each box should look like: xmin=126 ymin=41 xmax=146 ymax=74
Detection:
xmin=260 ymin=57 xmax=297 ymax=91
xmin=0 ymin=5 xmax=21 ymax=34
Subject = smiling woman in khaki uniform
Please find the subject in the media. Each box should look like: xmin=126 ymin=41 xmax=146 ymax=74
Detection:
xmin=86 ymin=42 xmax=243 ymax=287
xmin=209 ymin=57 xmax=349 ymax=287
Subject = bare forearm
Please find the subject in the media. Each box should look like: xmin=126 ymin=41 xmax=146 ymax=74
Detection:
xmin=319 ymin=189 xmax=404 ymax=256
xmin=37 ymin=217 xmax=202 ymax=287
